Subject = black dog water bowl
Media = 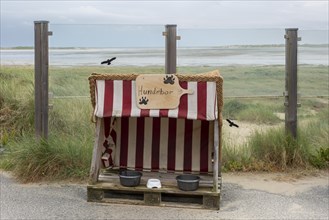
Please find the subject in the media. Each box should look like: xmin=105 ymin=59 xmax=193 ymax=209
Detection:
xmin=119 ymin=170 xmax=142 ymax=187
xmin=176 ymin=175 xmax=200 ymax=191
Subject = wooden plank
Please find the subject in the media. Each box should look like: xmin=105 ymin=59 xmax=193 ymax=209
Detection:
xmin=99 ymin=170 xmax=215 ymax=187
xmin=203 ymin=195 xmax=220 ymax=209
xmin=98 ymin=196 xmax=212 ymax=209
xmin=102 ymin=198 xmax=145 ymax=206
xmin=136 ymin=74 xmax=193 ymax=109
xmin=89 ymin=118 xmax=104 ymax=184
xmin=88 ymin=182 xmax=219 ymax=196
xmin=161 ymin=202 xmax=207 ymax=209
xmin=87 ymin=188 xmax=104 ymax=202
xmin=144 ymin=192 xmax=161 ymax=206
xmin=87 ymin=184 xmax=220 ymax=209
xmin=218 ymin=118 xmax=223 ymax=190
xmin=99 ymin=175 xmax=214 ymax=188
xmin=213 ymin=120 xmax=219 ymax=192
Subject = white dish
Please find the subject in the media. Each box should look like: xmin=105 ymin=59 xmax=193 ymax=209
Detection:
xmin=147 ymin=179 xmax=161 ymax=189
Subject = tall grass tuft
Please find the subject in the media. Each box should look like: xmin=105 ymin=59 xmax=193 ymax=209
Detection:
xmin=0 ymin=68 xmax=35 ymax=137
xmin=222 ymin=140 xmax=251 ymax=171
xmin=247 ymin=109 xmax=329 ymax=170
xmin=1 ymin=66 xmax=94 ymax=182
xmin=248 ymin=127 xmax=309 ymax=169
xmin=302 ymin=109 xmax=329 ymax=151
xmin=0 ymin=97 xmax=94 ymax=182
xmin=1 ymin=134 xmax=93 ymax=182
xmin=303 ymin=109 xmax=329 ymax=168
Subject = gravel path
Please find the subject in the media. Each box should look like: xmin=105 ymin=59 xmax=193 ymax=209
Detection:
xmin=1 ymin=171 xmax=328 ymax=219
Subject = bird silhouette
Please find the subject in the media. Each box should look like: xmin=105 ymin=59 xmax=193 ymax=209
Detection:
xmin=226 ymin=119 xmax=239 ymax=128
xmin=101 ymin=57 xmax=116 ymax=65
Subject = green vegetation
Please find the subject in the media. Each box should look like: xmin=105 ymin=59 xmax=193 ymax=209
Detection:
xmin=248 ymin=128 xmax=309 ymax=169
xmin=222 ymin=141 xmax=251 ymax=172
xmin=0 ymin=66 xmax=35 ymax=135
xmin=223 ymin=99 xmax=283 ymax=124
xmin=222 ymin=108 xmax=329 ymax=171
xmin=309 ymin=147 xmax=329 ymax=169
xmin=0 ymin=66 xmax=94 ymax=182
xmin=1 ymin=134 xmax=92 ymax=182
xmin=4 ymin=46 xmax=34 ymax=50
xmin=1 ymin=64 xmax=328 ymax=182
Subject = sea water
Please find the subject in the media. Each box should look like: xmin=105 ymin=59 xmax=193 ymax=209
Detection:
xmin=1 ymin=45 xmax=328 ymax=66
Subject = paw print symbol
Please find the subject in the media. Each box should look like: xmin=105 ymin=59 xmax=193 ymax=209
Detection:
xmin=139 ymin=96 xmax=149 ymax=105
xmin=163 ymin=75 xmax=175 ymax=85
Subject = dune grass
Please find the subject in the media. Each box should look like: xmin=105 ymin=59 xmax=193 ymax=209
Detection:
xmin=0 ymin=66 xmax=35 ymax=137
xmin=0 ymin=97 xmax=94 ymax=182
xmin=1 ymin=64 xmax=328 ymax=182
xmin=223 ymin=99 xmax=283 ymax=124
xmin=0 ymin=66 xmax=95 ymax=181
xmin=222 ymin=108 xmax=329 ymax=171
xmin=1 ymin=133 xmax=92 ymax=182
xmin=250 ymin=109 xmax=329 ymax=169
xmin=248 ymin=128 xmax=309 ymax=169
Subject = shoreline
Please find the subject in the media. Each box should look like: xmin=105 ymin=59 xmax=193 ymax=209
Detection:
xmin=1 ymin=43 xmax=328 ymax=50
xmin=2 ymin=45 xmax=328 ymax=66
xmin=1 ymin=63 xmax=328 ymax=67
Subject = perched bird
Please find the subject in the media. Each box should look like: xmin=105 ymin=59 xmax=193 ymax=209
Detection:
xmin=101 ymin=57 xmax=116 ymax=65
xmin=226 ymin=119 xmax=239 ymax=128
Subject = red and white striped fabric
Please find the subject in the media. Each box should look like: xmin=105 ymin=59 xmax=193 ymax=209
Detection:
xmin=95 ymin=78 xmax=218 ymax=173
xmin=103 ymin=117 xmax=214 ymax=173
xmin=94 ymin=80 xmax=218 ymax=121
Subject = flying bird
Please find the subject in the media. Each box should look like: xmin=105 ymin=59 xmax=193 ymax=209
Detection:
xmin=101 ymin=57 xmax=116 ymax=65
xmin=226 ymin=119 xmax=239 ymax=128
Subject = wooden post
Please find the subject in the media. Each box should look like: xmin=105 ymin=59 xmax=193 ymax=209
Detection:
xmin=163 ymin=24 xmax=180 ymax=74
xmin=284 ymin=28 xmax=300 ymax=138
xmin=213 ymin=120 xmax=219 ymax=193
xmin=34 ymin=21 xmax=51 ymax=140
xmin=89 ymin=118 xmax=104 ymax=184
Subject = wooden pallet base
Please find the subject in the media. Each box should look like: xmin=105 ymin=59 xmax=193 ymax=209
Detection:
xmin=88 ymin=182 xmax=220 ymax=210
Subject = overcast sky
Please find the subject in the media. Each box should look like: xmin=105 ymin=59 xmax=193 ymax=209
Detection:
xmin=1 ymin=0 xmax=328 ymax=46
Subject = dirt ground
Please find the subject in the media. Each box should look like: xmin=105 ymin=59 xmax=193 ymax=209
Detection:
xmin=223 ymin=170 xmax=329 ymax=196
